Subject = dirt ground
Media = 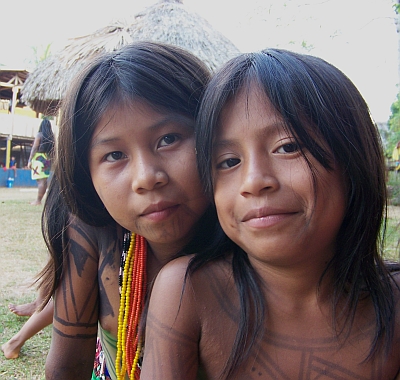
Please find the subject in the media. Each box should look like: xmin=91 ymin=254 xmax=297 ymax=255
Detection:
xmin=0 ymin=187 xmax=39 ymax=201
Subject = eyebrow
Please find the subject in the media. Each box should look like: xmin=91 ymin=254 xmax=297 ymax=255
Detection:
xmin=213 ymin=139 xmax=239 ymax=152
xmin=215 ymin=119 xmax=290 ymax=146
xmin=90 ymin=114 xmax=194 ymax=149
xmin=148 ymin=114 xmax=194 ymax=132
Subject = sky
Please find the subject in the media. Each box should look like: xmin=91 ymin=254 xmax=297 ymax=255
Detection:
xmin=0 ymin=0 xmax=398 ymax=122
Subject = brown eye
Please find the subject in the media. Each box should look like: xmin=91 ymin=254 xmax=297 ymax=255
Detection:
xmin=276 ymin=142 xmax=299 ymax=154
xmin=218 ymin=158 xmax=240 ymax=169
xmin=159 ymin=134 xmax=179 ymax=147
xmin=105 ymin=151 xmax=124 ymax=162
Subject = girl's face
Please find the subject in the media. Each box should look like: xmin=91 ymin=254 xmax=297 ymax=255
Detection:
xmin=89 ymin=101 xmax=209 ymax=259
xmin=212 ymin=86 xmax=346 ymax=272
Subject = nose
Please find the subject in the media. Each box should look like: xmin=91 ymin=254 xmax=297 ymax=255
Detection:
xmin=131 ymin=154 xmax=168 ymax=193
xmin=239 ymin=155 xmax=279 ymax=197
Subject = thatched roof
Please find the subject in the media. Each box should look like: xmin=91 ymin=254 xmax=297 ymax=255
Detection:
xmin=128 ymin=0 xmax=239 ymax=71
xmin=21 ymin=24 xmax=133 ymax=115
xmin=21 ymin=0 xmax=240 ymax=115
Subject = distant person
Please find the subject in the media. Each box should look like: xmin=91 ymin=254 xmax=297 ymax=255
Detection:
xmin=2 ymin=156 xmax=17 ymax=177
xmin=27 ymin=119 xmax=54 ymax=205
xmin=9 ymin=156 xmax=17 ymax=177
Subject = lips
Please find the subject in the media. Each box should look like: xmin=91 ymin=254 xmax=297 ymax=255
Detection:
xmin=141 ymin=201 xmax=179 ymax=215
xmin=140 ymin=201 xmax=180 ymax=222
xmin=241 ymin=207 xmax=296 ymax=228
xmin=241 ymin=207 xmax=288 ymax=222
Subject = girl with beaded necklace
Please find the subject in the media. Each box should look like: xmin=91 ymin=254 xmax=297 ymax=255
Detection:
xmin=140 ymin=49 xmax=400 ymax=379
xmin=39 ymin=41 xmax=220 ymax=380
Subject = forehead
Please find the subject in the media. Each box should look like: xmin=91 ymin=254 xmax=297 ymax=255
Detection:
xmin=90 ymin=100 xmax=194 ymax=145
xmin=101 ymin=98 xmax=192 ymax=126
xmin=100 ymin=99 xmax=163 ymax=122
xmin=217 ymin=86 xmax=282 ymax=136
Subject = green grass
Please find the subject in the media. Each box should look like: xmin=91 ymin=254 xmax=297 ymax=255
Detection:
xmin=0 ymin=189 xmax=50 ymax=379
xmin=0 ymin=296 xmax=51 ymax=380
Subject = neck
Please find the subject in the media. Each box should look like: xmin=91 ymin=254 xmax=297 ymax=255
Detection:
xmin=251 ymin=258 xmax=333 ymax=313
xmin=145 ymin=240 xmax=187 ymax=283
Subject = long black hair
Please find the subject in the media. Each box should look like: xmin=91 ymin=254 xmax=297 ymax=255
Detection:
xmin=40 ymin=41 xmax=213 ymax=304
xmin=37 ymin=119 xmax=54 ymax=155
xmin=193 ymin=48 xmax=398 ymax=377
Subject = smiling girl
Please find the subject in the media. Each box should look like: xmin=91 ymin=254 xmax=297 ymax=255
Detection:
xmin=39 ymin=42 xmax=220 ymax=380
xmin=141 ymin=49 xmax=400 ymax=379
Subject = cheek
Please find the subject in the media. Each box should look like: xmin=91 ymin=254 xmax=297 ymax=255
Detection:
xmin=178 ymin=150 xmax=203 ymax=188
xmin=214 ymin=186 xmax=234 ymax=227
xmin=91 ymin=173 xmax=118 ymax=210
xmin=89 ymin=171 xmax=102 ymax=199
xmin=91 ymin=168 xmax=106 ymax=189
xmin=324 ymin=176 xmax=346 ymax=223
xmin=92 ymin=185 xmax=108 ymax=209
xmin=89 ymin=162 xmax=106 ymax=190
xmin=213 ymin=181 xmax=223 ymax=209
xmin=311 ymin=169 xmax=346 ymax=238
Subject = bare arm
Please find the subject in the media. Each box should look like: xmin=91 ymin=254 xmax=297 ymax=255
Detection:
xmin=141 ymin=256 xmax=200 ymax=380
xmin=27 ymin=133 xmax=41 ymax=168
xmin=45 ymin=218 xmax=100 ymax=380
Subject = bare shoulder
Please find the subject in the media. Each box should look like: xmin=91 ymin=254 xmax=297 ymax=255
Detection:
xmin=157 ymin=255 xmax=193 ymax=279
xmin=150 ymin=254 xmax=235 ymax=315
xmin=68 ymin=214 xmax=116 ymax=237
xmin=67 ymin=216 xmax=122 ymax=257
xmin=149 ymin=256 xmax=195 ymax=310
xmin=147 ymin=255 xmax=200 ymax=342
xmin=67 ymin=214 xmax=99 ymax=239
xmin=155 ymin=254 xmax=233 ymax=293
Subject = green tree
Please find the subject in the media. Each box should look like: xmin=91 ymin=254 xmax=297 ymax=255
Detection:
xmin=386 ymin=93 xmax=400 ymax=156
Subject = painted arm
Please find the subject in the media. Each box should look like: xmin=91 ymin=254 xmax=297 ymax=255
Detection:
xmin=141 ymin=256 xmax=200 ymax=380
xmin=45 ymin=218 xmax=100 ymax=380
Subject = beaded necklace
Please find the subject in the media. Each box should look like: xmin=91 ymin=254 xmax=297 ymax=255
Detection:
xmin=116 ymin=232 xmax=147 ymax=380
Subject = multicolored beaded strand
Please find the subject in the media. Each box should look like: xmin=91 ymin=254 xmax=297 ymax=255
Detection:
xmin=116 ymin=232 xmax=147 ymax=380
xmin=127 ymin=235 xmax=147 ymax=378
xmin=116 ymin=233 xmax=135 ymax=379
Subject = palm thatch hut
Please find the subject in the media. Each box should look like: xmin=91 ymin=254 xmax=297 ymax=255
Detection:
xmin=21 ymin=0 xmax=240 ymax=115
xmin=128 ymin=0 xmax=239 ymax=71
xmin=21 ymin=23 xmax=133 ymax=115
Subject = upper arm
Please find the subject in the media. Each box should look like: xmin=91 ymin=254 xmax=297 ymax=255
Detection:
xmin=46 ymin=218 xmax=100 ymax=379
xmin=141 ymin=256 xmax=200 ymax=380
xmin=53 ymin=217 xmax=100 ymax=333
xmin=33 ymin=133 xmax=41 ymax=149
xmin=30 ymin=133 xmax=41 ymax=157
